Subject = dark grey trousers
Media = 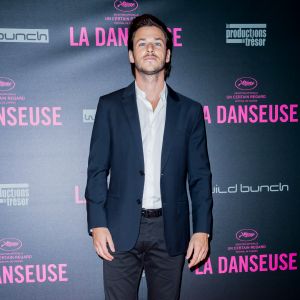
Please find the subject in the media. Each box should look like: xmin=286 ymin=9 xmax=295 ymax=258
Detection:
xmin=103 ymin=214 xmax=186 ymax=300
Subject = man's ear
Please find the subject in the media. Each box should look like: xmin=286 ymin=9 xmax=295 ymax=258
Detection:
xmin=128 ymin=50 xmax=135 ymax=63
xmin=166 ymin=49 xmax=171 ymax=63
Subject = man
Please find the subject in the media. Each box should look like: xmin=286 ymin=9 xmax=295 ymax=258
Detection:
xmin=85 ymin=14 xmax=213 ymax=300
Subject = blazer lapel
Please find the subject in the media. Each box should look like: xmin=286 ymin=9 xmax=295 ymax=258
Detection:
xmin=161 ymin=83 xmax=180 ymax=171
xmin=121 ymin=81 xmax=144 ymax=169
xmin=121 ymin=81 xmax=181 ymax=172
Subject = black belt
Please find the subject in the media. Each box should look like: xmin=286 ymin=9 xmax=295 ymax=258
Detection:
xmin=141 ymin=208 xmax=162 ymax=218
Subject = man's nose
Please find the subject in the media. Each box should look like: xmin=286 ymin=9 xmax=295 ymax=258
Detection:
xmin=146 ymin=43 xmax=154 ymax=52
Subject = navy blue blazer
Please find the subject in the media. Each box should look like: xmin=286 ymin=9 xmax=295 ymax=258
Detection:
xmin=85 ymin=81 xmax=213 ymax=256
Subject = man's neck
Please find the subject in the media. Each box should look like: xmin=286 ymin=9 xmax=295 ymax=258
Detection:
xmin=135 ymin=72 xmax=165 ymax=103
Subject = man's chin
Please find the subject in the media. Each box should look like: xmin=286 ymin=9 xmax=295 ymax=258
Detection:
xmin=136 ymin=66 xmax=165 ymax=76
xmin=142 ymin=70 xmax=161 ymax=75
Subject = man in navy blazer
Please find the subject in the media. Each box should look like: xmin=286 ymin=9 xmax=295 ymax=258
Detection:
xmin=85 ymin=14 xmax=213 ymax=300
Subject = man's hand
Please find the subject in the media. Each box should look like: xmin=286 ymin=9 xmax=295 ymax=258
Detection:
xmin=186 ymin=232 xmax=209 ymax=268
xmin=92 ymin=227 xmax=115 ymax=261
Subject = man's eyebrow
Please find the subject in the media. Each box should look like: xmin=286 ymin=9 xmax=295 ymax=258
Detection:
xmin=136 ymin=38 xmax=164 ymax=43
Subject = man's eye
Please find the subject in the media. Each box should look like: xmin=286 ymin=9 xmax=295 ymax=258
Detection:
xmin=138 ymin=43 xmax=145 ymax=46
xmin=155 ymin=42 xmax=162 ymax=46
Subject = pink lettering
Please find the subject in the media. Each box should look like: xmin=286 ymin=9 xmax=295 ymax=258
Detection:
xmin=75 ymin=185 xmax=86 ymax=204
xmin=259 ymin=105 xmax=268 ymax=122
xmin=249 ymin=105 xmax=258 ymax=123
xmin=228 ymin=256 xmax=238 ymax=273
xmin=0 ymin=264 xmax=68 ymax=284
xmin=25 ymin=265 xmax=35 ymax=283
xmin=6 ymin=107 xmax=17 ymax=125
xmin=259 ymin=254 xmax=268 ymax=271
xmin=249 ymin=255 xmax=259 ymax=272
xmin=69 ymin=26 xmax=78 ymax=46
xmin=52 ymin=107 xmax=62 ymax=126
xmin=14 ymin=265 xmax=24 ymax=284
xmin=238 ymin=80 xmax=254 ymax=87
xmin=19 ymin=107 xmax=28 ymax=126
xmin=0 ymin=107 xmax=63 ymax=127
xmin=118 ymin=27 xmax=128 ymax=46
xmin=95 ymin=27 xmax=106 ymax=46
xmin=218 ymin=256 xmax=227 ymax=274
xmin=118 ymin=1 xmax=134 ymax=8
xmin=289 ymin=104 xmax=298 ymax=122
xmin=2 ymin=266 xmax=13 ymax=284
xmin=279 ymin=253 xmax=288 ymax=271
xmin=203 ymin=105 xmax=211 ymax=124
xmin=195 ymin=258 xmax=213 ymax=275
xmin=107 ymin=28 xmax=118 ymax=46
xmin=172 ymin=28 xmax=182 ymax=47
xmin=289 ymin=253 xmax=298 ymax=270
xmin=216 ymin=253 xmax=298 ymax=274
xmin=217 ymin=106 xmax=226 ymax=123
xmin=79 ymin=27 xmax=89 ymax=46
xmin=48 ymin=264 xmax=58 ymax=282
xmin=36 ymin=265 xmax=46 ymax=283
xmin=58 ymin=264 xmax=68 ymax=282
xmin=71 ymin=27 xmax=183 ymax=47
xmin=215 ymin=104 xmax=299 ymax=124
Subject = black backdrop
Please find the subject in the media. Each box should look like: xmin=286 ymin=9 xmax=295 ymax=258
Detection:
xmin=0 ymin=1 xmax=299 ymax=299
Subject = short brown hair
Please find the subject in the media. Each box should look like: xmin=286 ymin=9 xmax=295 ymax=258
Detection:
xmin=128 ymin=14 xmax=173 ymax=79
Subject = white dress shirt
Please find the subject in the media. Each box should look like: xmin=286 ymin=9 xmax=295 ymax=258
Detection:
xmin=135 ymin=81 xmax=167 ymax=209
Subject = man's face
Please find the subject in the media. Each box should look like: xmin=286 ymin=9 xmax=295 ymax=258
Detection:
xmin=129 ymin=26 xmax=171 ymax=76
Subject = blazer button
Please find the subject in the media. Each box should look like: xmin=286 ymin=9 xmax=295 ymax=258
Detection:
xmin=139 ymin=170 xmax=145 ymax=176
xmin=136 ymin=199 xmax=141 ymax=204
xmin=161 ymin=172 xmax=164 ymax=176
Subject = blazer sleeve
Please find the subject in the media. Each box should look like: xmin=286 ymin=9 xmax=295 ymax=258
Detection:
xmin=187 ymin=104 xmax=213 ymax=235
xmin=85 ymin=96 xmax=111 ymax=233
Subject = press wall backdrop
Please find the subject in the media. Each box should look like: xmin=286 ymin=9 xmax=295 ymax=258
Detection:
xmin=0 ymin=1 xmax=299 ymax=299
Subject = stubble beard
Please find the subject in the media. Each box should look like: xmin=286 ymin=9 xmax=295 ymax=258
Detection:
xmin=134 ymin=55 xmax=167 ymax=76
